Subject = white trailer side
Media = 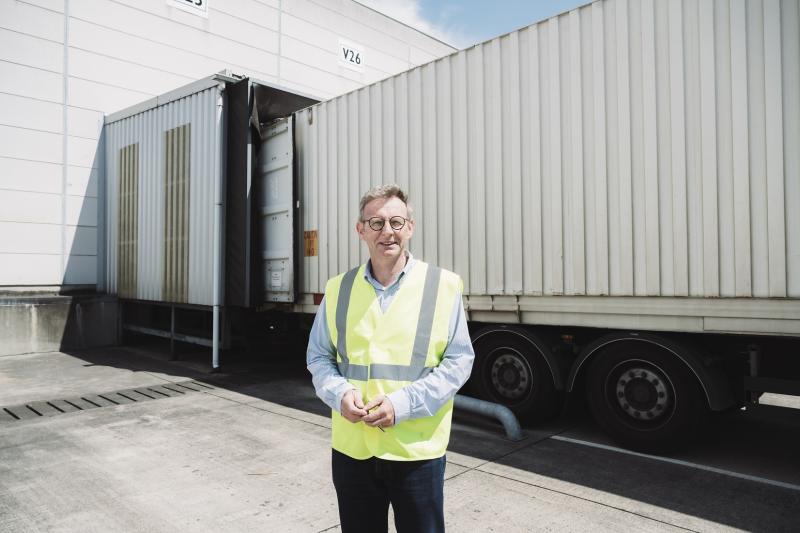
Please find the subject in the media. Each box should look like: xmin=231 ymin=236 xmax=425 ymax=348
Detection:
xmin=293 ymin=0 xmax=800 ymax=337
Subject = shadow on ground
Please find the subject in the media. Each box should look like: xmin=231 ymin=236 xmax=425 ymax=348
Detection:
xmin=59 ymin=339 xmax=800 ymax=533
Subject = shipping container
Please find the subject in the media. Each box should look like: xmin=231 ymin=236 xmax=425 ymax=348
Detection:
xmin=286 ymin=0 xmax=800 ymax=452
xmin=294 ymin=0 xmax=800 ymax=331
xmin=104 ymin=0 xmax=800 ymax=452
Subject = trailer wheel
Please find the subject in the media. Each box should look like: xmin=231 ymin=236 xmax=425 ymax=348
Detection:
xmin=471 ymin=329 xmax=560 ymax=424
xmin=585 ymin=341 xmax=708 ymax=453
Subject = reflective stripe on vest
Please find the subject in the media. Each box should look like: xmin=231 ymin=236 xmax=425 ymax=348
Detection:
xmin=335 ymin=264 xmax=442 ymax=382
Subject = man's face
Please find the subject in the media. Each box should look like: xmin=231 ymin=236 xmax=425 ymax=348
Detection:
xmin=356 ymin=196 xmax=414 ymax=263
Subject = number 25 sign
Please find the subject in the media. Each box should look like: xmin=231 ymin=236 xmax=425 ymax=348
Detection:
xmin=167 ymin=0 xmax=208 ymax=18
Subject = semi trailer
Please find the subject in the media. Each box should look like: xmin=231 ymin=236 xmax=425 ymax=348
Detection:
xmin=104 ymin=0 xmax=800 ymax=452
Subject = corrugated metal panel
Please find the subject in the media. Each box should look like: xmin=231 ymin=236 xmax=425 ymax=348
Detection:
xmin=297 ymin=0 xmax=800 ymax=301
xmin=163 ymin=124 xmax=190 ymax=303
xmin=786 ymin=0 xmax=800 ymax=297
xmin=105 ymin=85 xmax=222 ymax=305
xmin=117 ymin=143 xmax=138 ymax=299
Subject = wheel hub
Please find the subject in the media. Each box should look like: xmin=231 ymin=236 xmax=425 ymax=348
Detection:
xmin=614 ymin=366 xmax=670 ymax=421
xmin=490 ymin=353 xmax=531 ymax=400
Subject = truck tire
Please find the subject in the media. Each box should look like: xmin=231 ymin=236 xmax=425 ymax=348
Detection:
xmin=471 ymin=328 xmax=560 ymax=424
xmin=585 ymin=341 xmax=708 ymax=453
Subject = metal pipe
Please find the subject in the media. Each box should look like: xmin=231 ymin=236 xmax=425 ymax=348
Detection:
xmin=748 ymin=344 xmax=761 ymax=404
xmin=170 ymin=305 xmax=176 ymax=360
xmin=454 ymin=394 xmax=524 ymax=441
xmin=212 ymin=84 xmax=226 ymax=370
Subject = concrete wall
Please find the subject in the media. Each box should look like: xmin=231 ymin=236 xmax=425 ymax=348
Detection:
xmin=0 ymin=293 xmax=118 ymax=355
xmin=0 ymin=0 xmax=456 ymax=289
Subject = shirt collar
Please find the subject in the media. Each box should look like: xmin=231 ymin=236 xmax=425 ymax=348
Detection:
xmin=364 ymin=252 xmax=415 ymax=290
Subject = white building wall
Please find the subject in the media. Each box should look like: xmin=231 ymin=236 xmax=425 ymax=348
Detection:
xmin=0 ymin=0 xmax=455 ymax=287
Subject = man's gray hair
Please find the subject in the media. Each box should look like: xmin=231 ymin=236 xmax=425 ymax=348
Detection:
xmin=358 ymin=184 xmax=414 ymax=221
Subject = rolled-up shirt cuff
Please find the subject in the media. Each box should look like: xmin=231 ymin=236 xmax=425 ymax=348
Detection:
xmin=332 ymin=382 xmax=357 ymax=413
xmin=387 ymin=389 xmax=411 ymax=424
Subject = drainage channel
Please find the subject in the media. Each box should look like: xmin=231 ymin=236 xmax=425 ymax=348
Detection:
xmin=0 ymin=380 xmax=215 ymax=425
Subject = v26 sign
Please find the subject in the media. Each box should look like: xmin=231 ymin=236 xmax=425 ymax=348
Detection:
xmin=338 ymin=39 xmax=365 ymax=72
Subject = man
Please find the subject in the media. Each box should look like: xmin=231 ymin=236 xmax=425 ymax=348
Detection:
xmin=306 ymin=184 xmax=474 ymax=533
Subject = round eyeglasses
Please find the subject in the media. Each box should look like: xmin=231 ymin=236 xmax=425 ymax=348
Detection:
xmin=363 ymin=216 xmax=409 ymax=231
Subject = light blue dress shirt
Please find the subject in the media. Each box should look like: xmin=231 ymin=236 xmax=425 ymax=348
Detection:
xmin=306 ymin=254 xmax=475 ymax=424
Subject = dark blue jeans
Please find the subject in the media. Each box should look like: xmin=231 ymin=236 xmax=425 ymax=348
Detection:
xmin=331 ymin=449 xmax=446 ymax=533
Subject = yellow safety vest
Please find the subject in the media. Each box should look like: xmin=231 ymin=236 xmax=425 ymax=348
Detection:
xmin=324 ymin=260 xmax=462 ymax=461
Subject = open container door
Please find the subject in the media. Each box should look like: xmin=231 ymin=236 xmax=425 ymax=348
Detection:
xmin=259 ymin=116 xmax=296 ymax=303
xmin=226 ymin=78 xmax=316 ymax=308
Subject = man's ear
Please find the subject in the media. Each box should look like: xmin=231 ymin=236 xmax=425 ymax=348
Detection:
xmin=355 ymin=221 xmax=365 ymax=241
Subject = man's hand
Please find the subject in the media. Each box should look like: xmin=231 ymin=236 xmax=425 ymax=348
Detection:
xmin=340 ymin=389 xmax=368 ymax=423
xmin=362 ymin=395 xmax=395 ymax=429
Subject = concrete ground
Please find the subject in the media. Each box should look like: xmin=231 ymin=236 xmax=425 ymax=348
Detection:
xmin=1 ymin=345 xmax=798 ymax=532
